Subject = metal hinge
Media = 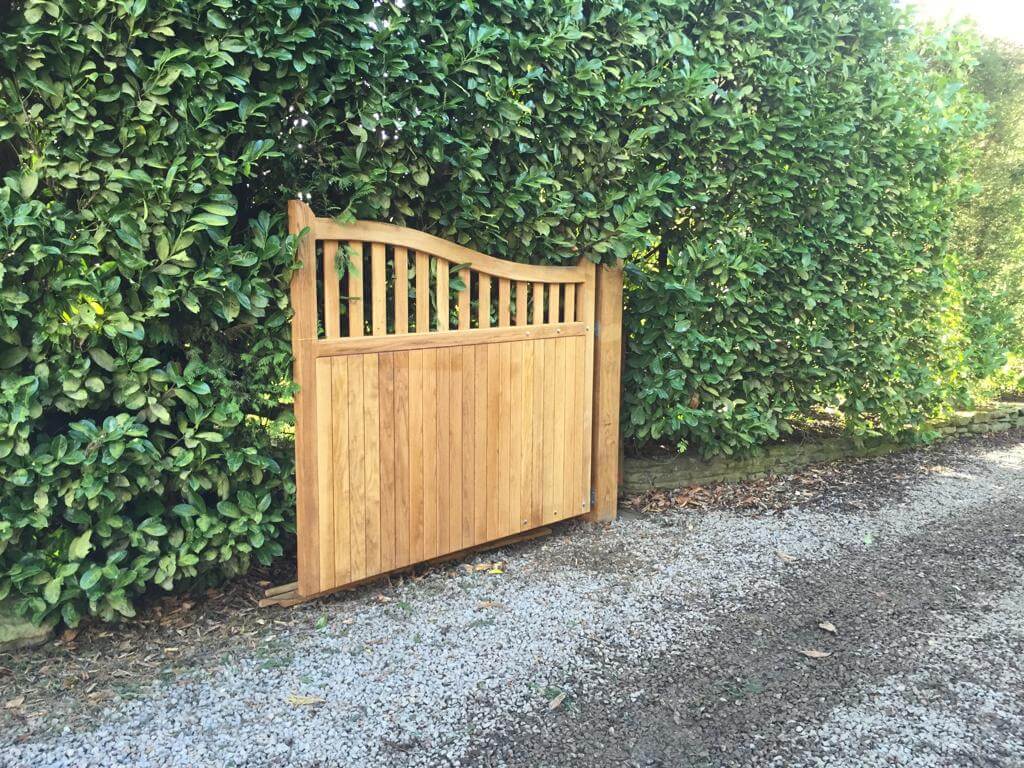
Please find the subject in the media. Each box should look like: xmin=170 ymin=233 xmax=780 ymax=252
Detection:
xmin=590 ymin=488 xmax=596 ymax=506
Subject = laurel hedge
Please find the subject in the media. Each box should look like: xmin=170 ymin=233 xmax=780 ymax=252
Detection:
xmin=0 ymin=0 xmax=985 ymax=625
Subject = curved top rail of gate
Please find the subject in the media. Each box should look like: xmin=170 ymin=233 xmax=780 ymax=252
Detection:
xmin=288 ymin=200 xmax=595 ymax=346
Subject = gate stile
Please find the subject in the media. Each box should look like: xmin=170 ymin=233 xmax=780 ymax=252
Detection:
xmin=279 ymin=200 xmax=620 ymax=601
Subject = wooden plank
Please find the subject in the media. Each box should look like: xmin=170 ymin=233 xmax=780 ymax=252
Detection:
xmin=514 ymin=281 xmax=527 ymax=327
xmin=551 ymin=338 xmax=567 ymax=521
xmin=498 ymin=279 xmax=510 ymax=327
xmin=287 ymin=200 xmax=320 ymax=596
xmin=378 ymin=353 xmax=397 ymax=572
xmin=346 ymin=354 xmax=367 ymax=580
xmin=436 ymin=346 xmax=451 ymax=556
xmin=532 ymin=283 xmax=544 ymax=325
xmin=409 ymin=350 xmax=425 ymax=562
xmin=371 ymin=242 xmax=387 ymax=336
xmin=541 ymin=338 xmax=556 ymax=523
xmin=315 ymin=358 xmax=334 ymax=590
xmin=509 ymin=342 xmax=524 ymax=533
xmin=323 ymin=241 xmax=340 ymax=339
xmin=449 ymin=346 xmax=463 ymax=550
xmin=423 ymin=348 xmax=439 ymax=558
xmin=485 ymin=343 xmax=500 ymax=540
xmin=564 ymin=283 xmax=576 ymax=324
xmin=562 ymin=338 xmax=579 ymax=521
xmin=313 ymin=218 xmax=589 ymax=285
xmin=394 ymin=246 xmax=409 ymax=334
xmin=548 ymin=283 xmax=560 ymax=324
xmin=331 ymin=357 xmax=352 ymax=586
xmin=579 ymin=260 xmax=599 ymax=522
xmin=313 ymin=323 xmax=585 ymax=358
xmin=521 ymin=339 xmax=535 ymax=531
xmin=348 ymin=241 xmax=364 ymax=338
xmin=589 ymin=262 xmax=624 ymax=523
xmin=457 ymin=269 xmax=471 ymax=331
xmin=415 ymin=250 xmax=430 ymax=333
xmin=530 ymin=335 xmax=545 ymax=529
xmin=393 ymin=351 xmax=411 ymax=568
xmin=473 ymin=344 xmax=488 ymax=546
xmin=437 ymin=259 xmax=450 ymax=331
xmin=363 ymin=355 xmax=381 ymax=576
xmin=460 ymin=345 xmax=475 ymax=548
xmin=478 ymin=274 xmax=491 ymax=329
xmin=498 ymin=341 xmax=511 ymax=537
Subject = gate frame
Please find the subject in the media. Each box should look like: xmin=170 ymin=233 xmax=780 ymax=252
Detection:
xmin=264 ymin=200 xmax=622 ymax=606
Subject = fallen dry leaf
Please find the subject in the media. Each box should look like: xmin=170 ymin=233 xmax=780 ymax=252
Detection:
xmin=548 ymin=692 xmax=566 ymax=710
xmin=5 ymin=695 xmax=25 ymax=709
xmin=286 ymin=694 xmax=326 ymax=706
xmin=798 ymin=649 xmax=832 ymax=659
xmin=776 ymin=550 xmax=797 ymax=563
xmin=478 ymin=600 xmax=501 ymax=609
xmin=818 ymin=621 xmax=837 ymax=634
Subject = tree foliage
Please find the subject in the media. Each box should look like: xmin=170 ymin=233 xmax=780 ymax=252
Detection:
xmin=951 ymin=39 xmax=1024 ymax=393
xmin=0 ymin=0 xmax=986 ymax=624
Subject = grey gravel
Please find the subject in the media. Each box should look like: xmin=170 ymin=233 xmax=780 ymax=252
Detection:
xmin=3 ymin=433 xmax=1024 ymax=767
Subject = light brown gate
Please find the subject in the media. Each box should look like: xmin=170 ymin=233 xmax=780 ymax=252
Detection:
xmin=282 ymin=201 xmax=620 ymax=600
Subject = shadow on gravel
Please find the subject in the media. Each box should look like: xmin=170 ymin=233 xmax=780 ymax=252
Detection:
xmin=475 ymin=498 xmax=1024 ymax=767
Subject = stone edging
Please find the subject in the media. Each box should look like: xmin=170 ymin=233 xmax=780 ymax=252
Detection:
xmin=621 ymin=402 xmax=1024 ymax=494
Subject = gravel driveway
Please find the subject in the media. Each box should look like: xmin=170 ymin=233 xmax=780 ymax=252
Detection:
xmin=3 ymin=432 xmax=1024 ymax=767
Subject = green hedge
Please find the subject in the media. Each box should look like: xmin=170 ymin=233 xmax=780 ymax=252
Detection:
xmin=0 ymin=0 xmax=986 ymax=625
xmin=0 ymin=0 xmax=704 ymax=625
xmin=622 ymin=7 xmax=984 ymax=456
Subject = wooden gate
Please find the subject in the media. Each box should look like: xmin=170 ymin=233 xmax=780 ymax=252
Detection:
xmin=281 ymin=200 xmax=621 ymax=600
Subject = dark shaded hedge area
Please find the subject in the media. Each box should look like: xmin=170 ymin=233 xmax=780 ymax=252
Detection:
xmin=0 ymin=0 xmax=982 ymax=625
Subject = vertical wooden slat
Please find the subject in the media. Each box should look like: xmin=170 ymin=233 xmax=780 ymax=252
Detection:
xmin=579 ymin=260 xmax=599 ymax=522
xmin=485 ymin=343 xmax=501 ymax=540
xmin=514 ymin=282 xmax=527 ymax=327
xmin=449 ymin=346 xmax=463 ymax=549
xmin=589 ymin=262 xmax=624 ymax=523
xmin=497 ymin=341 xmax=511 ymax=536
xmin=551 ymin=338 xmax=567 ymax=521
xmin=461 ymin=346 xmax=475 ymax=547
xmin=288 ymin=200 xmax=319 ymax=595
xmin=348 ymin=241 xmax=364 ymax=338
xmin=531 ymin=335 xmax=546 ymax=529
xmin=473 ymin=345 xmax=489 ymax=545
xmin=541 ymin=338 xmax=556 ymax=523
xmin=437 ymin=259 xmax=450 ymax=331
xmin=371 ymin=243 xmax=387 ymax=336
xmin=378 ymin=353 xmax=396 ymax=572
xmin=416 ymin=251 xmax=430 ymax=333
xmin=457 ymin=270 xmax=471 ymax=331
xmin=394 ymin=351 xmax=410 ymax=568
xmin=409 ymin=350 xmax=425 ymax=562
xmin=331 ymin=357 xmax=351 ymax=585
xmin=509 ymin=342 xmax=524 ymax=532
xmin=423 ymin=349 xmax=439 ymax=558
xmin=436 ymin=347 xmax=451 ymax=556
xmin=323 ymin=241 xmax=341 ymax=339
xmin=315 ymin=358 xmax=334 ymax=590
xmin=346 ymin=354 xmax=366 ymax=580
xmin=522 ymin=340 xmax=536 ymax=531
xmin=548 ymin=283 xmax=561 ymax=324
xmin=498 ymin=279 xmax=510 ymax=327
xmin=363 ymin=355 xmax=381 ymax=575
xmin=564 ymin=283 xmax=576 ymax=324
xmin=394 ymin=247 xmax=409 ymax=335
xmin=562 ymin=338 xmax=579 ymax=521
xmin=532 ymin=283 xmax=545 ymax=325
xmin=478 ymin=274 xmax=491 ymax=329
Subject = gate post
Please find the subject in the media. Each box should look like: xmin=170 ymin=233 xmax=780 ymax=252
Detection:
xmin=587 ymin=260 xmax=624 ymax=523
